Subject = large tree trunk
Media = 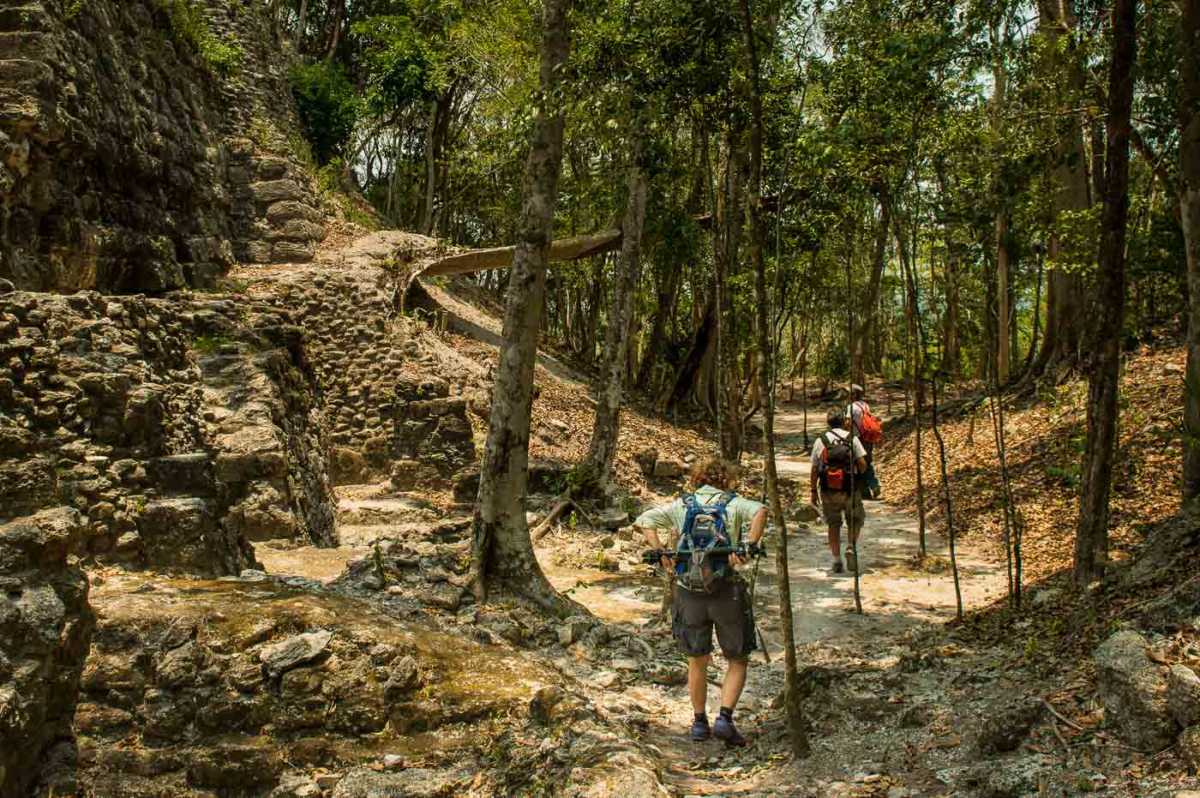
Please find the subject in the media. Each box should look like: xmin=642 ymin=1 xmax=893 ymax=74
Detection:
xmin=1031 ymin=0 xmax=1091 ymax=377
xmin=1181 ymin=0 xmax=1200 ymax=499
xmin=634 ymin=256 xmax=683 ymax=392
xmin=664 ymin=295 xmax=717 ymax=411
xmin=470 ymin=0 xmax=575 ymax=613
xmin=586 ymin=125 xmax=648 ymax=494
xmin=1074 ymin=0 xmax=1136 ymax=586
xmin=738 ymin=0 xmax=809 ymax=757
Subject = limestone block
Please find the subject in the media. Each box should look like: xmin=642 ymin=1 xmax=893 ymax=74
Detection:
xmin=1095 ymin=630 xmax=1176 ymax=751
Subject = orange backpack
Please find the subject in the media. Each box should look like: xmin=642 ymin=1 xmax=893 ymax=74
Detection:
xmin=854 ymin=402 xmax=884 ymax=444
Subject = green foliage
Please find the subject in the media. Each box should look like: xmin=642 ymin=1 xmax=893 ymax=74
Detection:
xmin=290 ymin=62 xmax=360 ymax=165
xmin=192 ymin=334 xmax=233 ymax=355
xmin=155 ymin=0 xmax=243 ymax=77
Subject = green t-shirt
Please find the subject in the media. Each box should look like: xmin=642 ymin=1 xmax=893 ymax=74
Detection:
xmin=633 ymin=485 xmax=766 ymax=545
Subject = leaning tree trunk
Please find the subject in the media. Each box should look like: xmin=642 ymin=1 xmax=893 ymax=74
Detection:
xmin=739 ymin=0 xmax=809 ymax=757
xmin=1075 ymin=0 xmax=1137 ymax=586
xmin=586 ymin=124 xmax=648 ymax=495
xmin=1181 ymin=0 xmax=1200 ymax=499
xmin=471 ymin=0 xmax=575 ymax=614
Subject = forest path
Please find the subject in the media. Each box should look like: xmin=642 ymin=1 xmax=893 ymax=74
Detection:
xmin=620 ymin=407 xmax=1010 ymax=796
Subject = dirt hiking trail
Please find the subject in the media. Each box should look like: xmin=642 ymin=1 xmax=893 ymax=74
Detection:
xmin=597 ymin=407 xmax=1010 ymax=797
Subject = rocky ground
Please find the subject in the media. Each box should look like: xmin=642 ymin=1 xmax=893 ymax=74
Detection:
xmin=4 ymin=228 xmax=1200 ymax=797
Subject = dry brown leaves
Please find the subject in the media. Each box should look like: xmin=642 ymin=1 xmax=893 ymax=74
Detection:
xmin=876 ymin=346 xmax=1185 ymax=581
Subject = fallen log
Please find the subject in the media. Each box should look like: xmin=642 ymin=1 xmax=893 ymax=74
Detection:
xmin=421 ymin=230 xmax=622 ymax=277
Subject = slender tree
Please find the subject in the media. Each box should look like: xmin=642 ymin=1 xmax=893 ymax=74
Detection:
xmin=587 ymin=120 xmax=649 ymax=495
xmin=471 ymin=0 xmax=577 ymax=613
xmin=739 ymin=0 xmax=809 ymax=757
xmin=1182 ymin=0 xmax=1200 ymax=499
xmin=1074 ymin=0 xmax=1138 ymax=585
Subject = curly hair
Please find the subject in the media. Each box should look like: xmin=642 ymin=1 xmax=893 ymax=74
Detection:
xmin=688 ymin=456 xmax=739 ymax=491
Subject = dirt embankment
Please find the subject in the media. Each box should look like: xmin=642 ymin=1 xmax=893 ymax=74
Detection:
xmin=876 ymin=346 xmax=1186 ymax=581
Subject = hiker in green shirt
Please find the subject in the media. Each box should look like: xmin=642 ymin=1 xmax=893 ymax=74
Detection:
xmin=633 ymin=457 xmax=766 ymax=747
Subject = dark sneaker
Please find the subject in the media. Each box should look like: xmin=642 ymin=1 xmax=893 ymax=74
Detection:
xmin=845 ymin=549 xmax=858 ymax=574
xmin=832 ymin=559 xmax=844 ymax=574
xmin=690 ymin=717 xmax=711 ymax=741
xmin=713 ymin=715 xmax=747 ymax=747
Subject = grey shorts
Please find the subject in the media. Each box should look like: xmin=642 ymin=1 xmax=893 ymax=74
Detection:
xmin=672 ymin=576 xmax=757 ymax=660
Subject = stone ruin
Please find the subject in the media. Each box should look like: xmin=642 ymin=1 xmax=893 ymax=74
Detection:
xmin=0 ymin=0 xmax=325 ymax=293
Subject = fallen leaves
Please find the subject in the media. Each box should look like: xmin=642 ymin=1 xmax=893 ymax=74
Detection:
xmin=877 ymin=346 xmax=1186 ymax=582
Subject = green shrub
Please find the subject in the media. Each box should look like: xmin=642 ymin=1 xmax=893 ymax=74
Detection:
xmin=155 ymin=0 xmax=244 ymax=77
xmin=290 ymin=62 xmax=360 ymax=165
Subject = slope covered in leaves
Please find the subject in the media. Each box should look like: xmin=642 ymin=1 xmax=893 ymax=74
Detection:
xmin=876 ymin=346 xmax=1185 ymax=581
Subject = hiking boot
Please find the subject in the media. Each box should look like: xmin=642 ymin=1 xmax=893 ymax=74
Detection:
xmin=713 ymin=715 xmax=747 ymax=747
xmin=845 ymin=549 xmax=858 ymax=573
xmin=690 ymin=716 xmax=711 ymax=741
xmin=831 ymin=559 xmax=845 ymax=574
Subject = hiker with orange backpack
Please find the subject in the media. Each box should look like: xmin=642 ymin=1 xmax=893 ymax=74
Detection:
xmin=846 ymin=384 xmax=883 ymax=499
xmin=811 ymin=409 xmax=868 ymax=574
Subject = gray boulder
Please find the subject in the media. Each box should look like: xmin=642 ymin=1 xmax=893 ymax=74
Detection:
xmin=259 ymin=630 xmax=333 ymax=678
xmin=1094 ymin=630 xmax=1176 ymax=751
xmin=1168 ymin=664 xmax=1200 ymax=729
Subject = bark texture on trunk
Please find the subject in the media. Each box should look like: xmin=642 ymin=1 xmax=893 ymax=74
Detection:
xmin=1181 ymin=0 xmax=1200 ymax=498
xmin=471 ymin=0 xmax=574 ymax=613
xmin=738 ymin=0 xmax=809 ymax=757
xmin=1074 ymin=0 xmax=1136 ymax=586
xmin=586 ymin=128 xmax=648 ymax=493
xmin=1032 ymin=0 xmax=1090 ymax=376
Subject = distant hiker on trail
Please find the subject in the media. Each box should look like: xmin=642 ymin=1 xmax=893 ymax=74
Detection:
xmin=811 ymin=409 xmax=868 ymax=574
xmin=633 ymin=458 xmax=767 ymax=747
xmin=847 ymin=384 xmax=883 ymax=499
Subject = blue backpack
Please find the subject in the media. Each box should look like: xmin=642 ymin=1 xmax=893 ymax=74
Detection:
xmin=675 ymin=492 xmax=735 ymax=592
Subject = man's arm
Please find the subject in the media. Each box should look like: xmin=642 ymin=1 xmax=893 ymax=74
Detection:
xmin=730 ymin=507 xmax=768 ymax=567
xmin=633 ymin=503 xmax=678 ymax=570
xmin=635 ymin=525 xmax=674 ymax=571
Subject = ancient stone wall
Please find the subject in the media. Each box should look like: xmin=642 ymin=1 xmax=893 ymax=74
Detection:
xmin=239 ymin=242 xmax=478 ymax=488
xmin=0 ymin=508 xmax=95 ymax=798
xmin=0 ymin=288 xmax=336 ymax=573
xmin=0 ymin=0 xmax=324 ymax=293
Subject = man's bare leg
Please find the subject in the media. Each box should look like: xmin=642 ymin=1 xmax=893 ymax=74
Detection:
xmin=688 ymin=655 xmax=710 ymax=714
xmin=720 ymin=658 xmax=748 ymax=709
xmin=827 ymin=526 xmax=842 ymax=559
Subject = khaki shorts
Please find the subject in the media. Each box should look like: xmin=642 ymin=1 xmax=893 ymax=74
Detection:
xmin=672 ymin=576 xmax=757 ymax=660
xmin=820 ymin=490 xmax=865 ymax=534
